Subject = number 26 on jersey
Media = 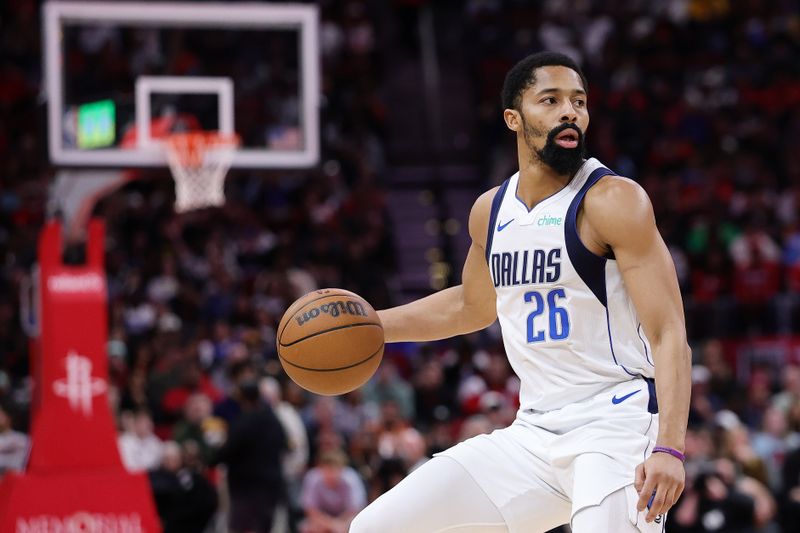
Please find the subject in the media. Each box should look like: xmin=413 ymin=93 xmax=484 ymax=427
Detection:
xmin=524 ymin=288 xmax=570 ymax=343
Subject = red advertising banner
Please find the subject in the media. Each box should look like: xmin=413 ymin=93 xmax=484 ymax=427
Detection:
xmin=0 ymin=220 xmax=161 ymax=532
xmin=0 ymin=470 xmax=158 ymax=532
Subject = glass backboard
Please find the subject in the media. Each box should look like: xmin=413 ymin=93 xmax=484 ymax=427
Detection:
xmin=44 ymin=1 xmax=320 ymax=168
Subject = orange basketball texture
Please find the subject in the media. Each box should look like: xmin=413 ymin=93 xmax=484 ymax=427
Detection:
xmin=277 ymin=289 xmax=384 ymax=395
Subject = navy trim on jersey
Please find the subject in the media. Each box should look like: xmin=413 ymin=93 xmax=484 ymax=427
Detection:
xmin=514 ymin=188 xmax=535 ymax=212
xmin=565 ymin=166 xmax=616 ymax=306
xmin=515 ymin=170 xmax=580 ymax=213
xmin=485 ymin=178 xmax=511 ymax=264
xmin=637 ymin=323 xmax=654 ymax=366
xmin=645 ymin=377 xmax=658 ymax=414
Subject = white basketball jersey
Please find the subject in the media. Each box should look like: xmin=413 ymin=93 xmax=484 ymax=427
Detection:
xmin=486 ymin=158 xmax=656 ymax=412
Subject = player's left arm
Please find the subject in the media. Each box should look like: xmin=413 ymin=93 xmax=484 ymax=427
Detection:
xmin=584 ymin=175 xmax=691 ymax=523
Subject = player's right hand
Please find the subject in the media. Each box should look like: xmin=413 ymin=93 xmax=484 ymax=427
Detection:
xmin=634 ymin=453 xmax=686 ymax=523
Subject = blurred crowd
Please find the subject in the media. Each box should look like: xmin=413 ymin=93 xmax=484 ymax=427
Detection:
xmin=466 ymin=0 xmax=800 ymax=341
xmin=1 ymin=1 xmax=800 ymax=532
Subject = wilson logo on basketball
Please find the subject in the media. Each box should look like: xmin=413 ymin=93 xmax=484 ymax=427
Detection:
xmin=295 ymin=300 xmax=369 ymax=326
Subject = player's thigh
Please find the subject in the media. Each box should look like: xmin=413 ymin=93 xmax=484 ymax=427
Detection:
xmin=571 ymin=486 xmax=665 ymax=533
xmin=349 ymin=456 xmax=508 ymax=533
xmin=440 ymin=423 xmax=571 ymax=532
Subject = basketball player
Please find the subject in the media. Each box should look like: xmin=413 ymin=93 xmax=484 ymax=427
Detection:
xmin=349 ymin=52 xmax=690 ymax=532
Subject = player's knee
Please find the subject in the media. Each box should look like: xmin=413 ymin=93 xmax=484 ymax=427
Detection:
xmin=572 ymin=486 xmax=663 ymax=533
xmin=349 ymin=502 xmax=390 ymax=533
xmin=348 ymin=507 xmax=366 ymax=533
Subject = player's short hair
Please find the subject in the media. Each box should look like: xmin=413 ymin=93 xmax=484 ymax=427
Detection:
xmin=501 ymin=51 xmax=588 ymax=111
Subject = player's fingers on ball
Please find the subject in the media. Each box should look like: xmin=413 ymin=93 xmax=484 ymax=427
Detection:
xmin=634 ymin=463 xmax=645 ymax=492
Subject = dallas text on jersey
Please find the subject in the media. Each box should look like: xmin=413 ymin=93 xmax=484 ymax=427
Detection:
xmin=490 ymin=248 xmax=562 ymax=287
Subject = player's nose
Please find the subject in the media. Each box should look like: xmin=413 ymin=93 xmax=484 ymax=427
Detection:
xmin=559 ymin=100 xmax=579 ymax=123
xmin=559 ymin=107 xmax=578 ymax=124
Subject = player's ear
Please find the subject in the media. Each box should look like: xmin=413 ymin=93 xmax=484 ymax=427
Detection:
xmin=503 ymin=108 xmax=521 ymax=132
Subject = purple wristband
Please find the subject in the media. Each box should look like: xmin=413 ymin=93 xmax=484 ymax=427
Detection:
xmin=652 ymin=446 xmax=685 ymax=462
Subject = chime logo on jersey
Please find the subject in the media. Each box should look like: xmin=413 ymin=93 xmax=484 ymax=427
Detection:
xmin=536 ymin=214 xmax=563 ymax=227
xmin=490 ymin=248 xmax=562 ymax=287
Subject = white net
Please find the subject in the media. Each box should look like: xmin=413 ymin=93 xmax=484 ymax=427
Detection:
xmin=164 ymin=131 xmax=240 ymax=212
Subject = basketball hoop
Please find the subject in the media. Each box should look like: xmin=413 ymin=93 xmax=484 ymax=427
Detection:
xmin=164 ymin=131 xmax=240 ymax=212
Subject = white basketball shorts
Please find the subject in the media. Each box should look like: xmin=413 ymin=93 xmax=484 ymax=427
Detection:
xmin=436 ymin=377 xmax=660 ymax=532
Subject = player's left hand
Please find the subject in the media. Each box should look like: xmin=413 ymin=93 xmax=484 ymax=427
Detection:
xmin=634 ymin=452 xmax=685 ymax=522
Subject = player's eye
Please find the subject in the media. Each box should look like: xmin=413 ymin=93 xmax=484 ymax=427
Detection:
xmin=541 ymin=97 xmax=557 ymax=104
xmin=574 ymin=99 xmax=586 ymax=107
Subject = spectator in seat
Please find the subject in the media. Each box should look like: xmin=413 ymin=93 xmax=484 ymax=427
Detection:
xmin=772 ymin=364 xmax=800 ymax=415
xmin=751 ymin=407 xmax=800 ymax=492
xmin=172 ymin=392 xmax=226 ymax=465
xmin=362 ymin=360 xmax=415 ymax=421
xmin=702 ymin=340 xmax=744 ymax=415
xmin=149 ymin=441 xmax=217 ymax=533
xmin=214 ymin=359 xmax=258 ymax=425
xmin=689 ymin=247 xmax=733 ymax=338
xmin=671 ymin=462 xmax=757 ymax=533
xmin=299 ymin=448 xmax=367 ymax=533
xmin=780 ymin=445 xmax=800 ymax=532
xmin=0 ymin=402 xmax=28 ymax=477
xmin=118 ymin=409 xmax=164 ymax=472
xmin=729 ymin=217 xmax=782 ymax=335
xmin=161 ymin=359 xmax=222 ymax=424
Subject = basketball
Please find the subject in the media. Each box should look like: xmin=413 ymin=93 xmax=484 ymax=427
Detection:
xmin=277 ymin=289 xmax=384 ymax=396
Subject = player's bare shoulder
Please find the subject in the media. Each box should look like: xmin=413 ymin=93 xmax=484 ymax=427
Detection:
xmin=582 ymin=175 xmax=656 ymax=245
xmin=468 ymin=186 xmax=501 ymax=250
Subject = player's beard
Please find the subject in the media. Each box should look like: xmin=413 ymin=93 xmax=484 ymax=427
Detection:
xmin=523 ymin=120 xmax=586 ymax=177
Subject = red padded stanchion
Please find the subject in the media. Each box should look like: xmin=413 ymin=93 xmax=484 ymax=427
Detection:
xmin=0 ymin=220 xmax=161 ymax=532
